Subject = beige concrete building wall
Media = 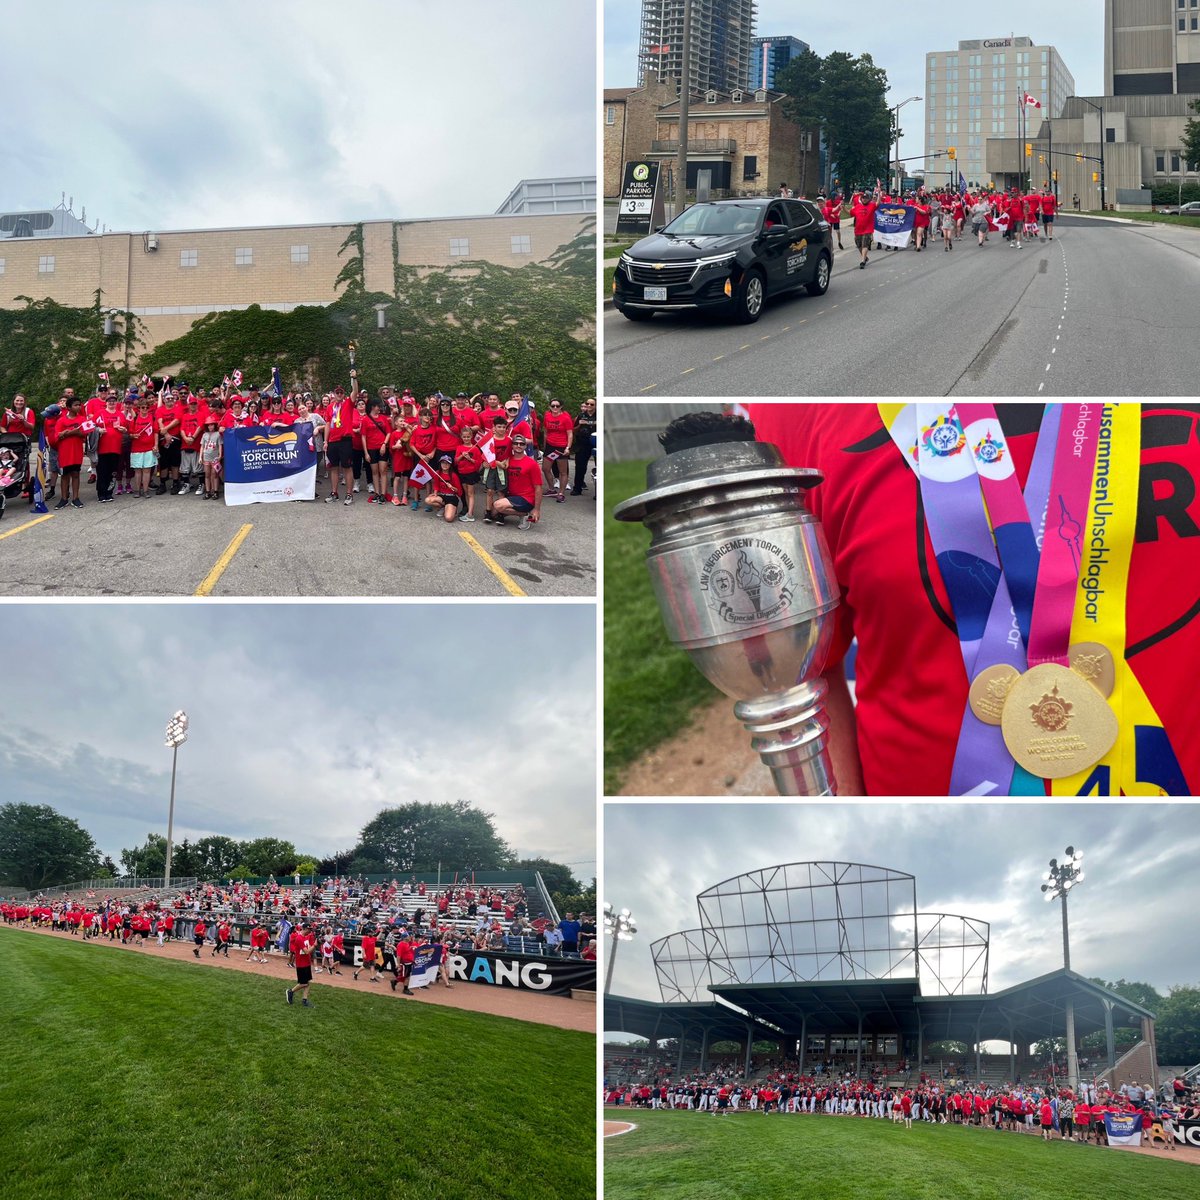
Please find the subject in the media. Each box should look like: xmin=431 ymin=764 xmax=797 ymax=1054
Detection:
xmin=604 ymin=78 xmax=679 ymax=196
xmin=0 ymin=211 xmax=591 ymax=352
xmin=604 ymin=99 xmax=630 ymax=196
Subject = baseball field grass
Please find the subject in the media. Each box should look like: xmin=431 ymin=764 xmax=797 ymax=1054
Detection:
xmin=0 ymin=928 xmax=594 ymax=1200
xmin=604 ymin=1109 xmax=1197 ymax=1200
xmin=604 ymin=457 xmax=718 ymax=792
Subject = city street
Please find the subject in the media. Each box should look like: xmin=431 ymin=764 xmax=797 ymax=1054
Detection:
xmin=603 ymin=216 xmax=1200 ymax=397
xmin=0 ymin=485 xmax=596 ymax=597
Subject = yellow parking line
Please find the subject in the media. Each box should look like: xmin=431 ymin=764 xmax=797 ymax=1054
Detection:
xmin=0 ymin=513 xmax=54 ymax=541
xmin=459 ymin=531 xmax=527 ymax=597
xmin=195 ymin=523 xmax=253 ymax=596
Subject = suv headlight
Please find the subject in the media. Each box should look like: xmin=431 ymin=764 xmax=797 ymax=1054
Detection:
xmin=694 ymin=253 xmax=737 ymax=270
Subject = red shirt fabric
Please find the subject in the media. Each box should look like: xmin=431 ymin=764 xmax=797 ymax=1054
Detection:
xmin=130 ymin=412 xmax=157 ymax=453
xmin=96 ymin=407 xmax=126 ymax=455
xmin=360 ymin=412 xmax=391 ymax=452
xmin=747 ymin=403 xmax=1200 ymax=795
xmin=454 ymin=444 xmax=484 ymax=475
xmin=326 ymin=397 xmax=355 ymax=442
xmin=409 ymin=426 xmax=437 ymax=458
xmin=2 ymin=406 xmax=36 ymax=436
xmin=506 ymin=454 xmax=542 ymax=504
xmin=543 ymin=411 xmax=574 ymax=448
xmin=1041 ymin=193 xmax=1058 ymax=216
xmin=54 ymin=413 xmax=86 ymax=467
xmin=434 ymin=417 xmax=460 ymax=453
xmin=851 ymin=199 xmax=877 ymax=236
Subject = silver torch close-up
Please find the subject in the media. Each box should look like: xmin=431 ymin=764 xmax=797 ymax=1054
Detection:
xmin=613 ymin=411 xmax=841 ymax=796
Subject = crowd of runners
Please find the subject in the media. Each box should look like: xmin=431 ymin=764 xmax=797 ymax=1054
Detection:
xmin=807 ymin=184 xmax=1062 ymax=266
xmin=2 ymin=381 xmax=597 ymax=531
xmin=604 ymin=1060 xmax=1197 ymax=1150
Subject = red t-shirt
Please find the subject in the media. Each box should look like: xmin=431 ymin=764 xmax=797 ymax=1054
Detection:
xmin=96 ymin=407 xmax=127 ymax=455
xmin=359 ymin=934 xmax=376 ymax=963
xmin=180 ymin=410 xmax=203 ymax=446
xmin=157 ymin=403 xmax=183 ymax=440
xmin=251 ymin=927 xmax=269 ymax=949
xmin=54 ymin=413 xmax=86 ymax=467
xmin=434 ymin=417 xmax=460 ymax=453
xmin=851 ymin=199 xmax=877 ymax=236
xmin=130 ymin=412 xmax=157 ymax=453
xmin=1 ymin=405 xmax=35 ymax=435
xmin=193 ymin=920 xmax=207 ymax=938
xmin=453 ymin=406 xmax=481 ymax=430
xmin=505 ymin=454 xmax=542 ymax=504
xmin=409 ymin=426 xmax=437 ymax=458
xmin=290 ymin=930 xmax=315 ymax=967
xmin=747 ymin=403 xmax=1199 ymax=795
xmin=360 ymin=412 xmax=391 ymax=452
xmin=487 ymin=435 xmax=512 ymax=466
xmin=326 ymin=397 xmax=355 ymax=442
xmin=822 ymin=200 xmax=841 ymax=225
xmin=454 ymin=444 xmax=484 ymax=475
xmin=1041 ymin=193 xmax=1058 ymax=216
xmin=543 ymin=410 xmax=575 ymax=449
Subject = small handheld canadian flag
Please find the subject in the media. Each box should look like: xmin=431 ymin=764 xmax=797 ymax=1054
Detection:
xmin=1023 ymin=92 xmax=1042 ymax=110
xmin=232 ymin=369 xmax=243 ymax=387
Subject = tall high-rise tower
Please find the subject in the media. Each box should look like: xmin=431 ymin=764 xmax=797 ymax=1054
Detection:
xmin=639 ymin=0 xmax=757 ymax=93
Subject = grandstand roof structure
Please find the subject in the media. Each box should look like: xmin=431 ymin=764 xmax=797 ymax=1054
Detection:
xmin=605 ymin=860 xmax=1157 ymax=1069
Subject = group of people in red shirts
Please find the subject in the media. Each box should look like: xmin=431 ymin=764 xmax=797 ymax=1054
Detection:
xmin=836 ymin=184 xmax=1059 ymax=268
xmin=4 ymin=380 xmax=595 ymax=532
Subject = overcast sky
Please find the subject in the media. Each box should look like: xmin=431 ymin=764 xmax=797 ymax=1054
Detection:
xmin=3 ymin=1 xmax=596 ymax=232
xmin=604 ymin=803 xmax=1200 ymax=1018
xmin=2 ymin=604 xmax=596 ymax=875
xmin=604 ymin=0 xmax=1105 ymax=164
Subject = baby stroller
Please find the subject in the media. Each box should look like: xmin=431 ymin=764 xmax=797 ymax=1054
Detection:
xmin=0 ymin=432 xmax=32 ymax=521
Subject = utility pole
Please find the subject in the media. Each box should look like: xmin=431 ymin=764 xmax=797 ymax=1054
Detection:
xmin=675 ymin=0 xmax=692 ymax=219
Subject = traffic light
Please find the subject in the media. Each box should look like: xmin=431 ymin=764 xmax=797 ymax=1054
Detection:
xmin=1052 ymin=170 xmax=1058 ymax=181
xmin=947 ymin=147 xmax=957 ymax=161
xmin=1076 ymin=153 xmax=1083 ymax=163
xmin=1039 ymin=155 xmax=1045 ymax=164
xmin=1093 ymin=171 xmax=1099 ymax=183
xmin=1025 ymin=143 xmax=1032 ymax=158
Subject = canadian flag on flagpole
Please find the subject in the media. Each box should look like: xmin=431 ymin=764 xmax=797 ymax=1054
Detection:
xmin=409 ymin=462 xmax=433 ymax=486
xmin=1023 ymin=92 xmax=1042 ymax=109
xmin=232 ymin=369 xmax=243 ymax=387
xmin=478 ymin=435 xmax=496 ymax=465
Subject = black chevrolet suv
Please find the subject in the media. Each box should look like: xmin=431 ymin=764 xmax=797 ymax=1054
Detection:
xmin=613 ymin=197 xmax=834 ymax=324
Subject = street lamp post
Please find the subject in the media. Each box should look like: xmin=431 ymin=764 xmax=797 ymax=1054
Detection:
xmin=603 ymin=902 xmax=637 ymax=995
xmin=1070 ymin=96 xmax=1106 ymax=211
xmin=1041 ymin=845 xmax=1085 ymax=1093
xmin=892 ymin=96 xmax=921 ymax=196
xmin=164 ymin=711 xmax=189 ymax=889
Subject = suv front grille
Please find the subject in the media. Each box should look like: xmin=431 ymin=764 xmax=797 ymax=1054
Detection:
xmin=627 ymin=261 xmax=696 ymax=286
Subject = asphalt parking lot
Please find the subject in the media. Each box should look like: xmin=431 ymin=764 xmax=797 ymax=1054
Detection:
xmin=0 ymin=482 xmax=597 ymax=597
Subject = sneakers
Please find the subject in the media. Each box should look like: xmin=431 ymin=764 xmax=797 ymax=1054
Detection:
xmin=99 ymin=496 xmax=114 ymax=503
xmin=409 ymin=499 xmax=419 ymax=511
xmin=367 ymin=494 xmax=377 ymax=504
xmin=403 ymin=988 xmax=414 ymax=996
xmin=193 ymin=948 xmax=200 ymax=958
xmin=302 ymin=998 xmax=313 ymax=1007
xmin=390 ymin=495 xmax=401 ymax=506
xmin=390 ymin=978 xmax=398 ymax=991
xmin=55 ymin=499 xmax=69 ymax=510
xmin=352 ymin=483 xmax=360 ymax=493
xmin=325 ymin=493 xmax=340 ymax=503
xmin=483 ymin=515 xmax=493 ymax=523
xmin=178 ymin=483 xmax=191 ymax=496
xmin=367 ymin=483 xmax=375 ymax=494
xmin=286 ymin=988 xmax=294 ymax=1004
xmin=460 ymin=514 xmax=476 ymax=522
xmin=353 ymin=969 xmax=359 ymax=980
xmin=555 ymin=493 xmax=565 ymax=503
xmin=344 ymin=495 xmax=353 ymax=505
xmin=72 ymin=499 xmax=84 ymax=509
xmin=495 ymin=515 xmax=508 ymax=525
xmin=518 ymin=515 xmax=531 ymax=530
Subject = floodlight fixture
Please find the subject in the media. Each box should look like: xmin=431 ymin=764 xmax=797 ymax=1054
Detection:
xmin=603 ymin=902 xmax=638 ymax=994
xmin=1040 ymin=844 xmax=1086 ymax=1094
xmin=163 ymin=709 xmax=189 ymax=889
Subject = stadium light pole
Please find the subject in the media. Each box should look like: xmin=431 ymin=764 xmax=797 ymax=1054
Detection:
xmin=603 ymin=902 xmax=637 ymax=995
xmin=892 ymin=96 xmax=921 ymax=196
xmin=164 ymin=711 xmax=189 ymax=889
xmin=1041 ymin=845 xmax=1084 ymax=1094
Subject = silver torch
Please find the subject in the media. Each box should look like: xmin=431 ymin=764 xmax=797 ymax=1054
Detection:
xmin=613 ymin=411 xmax=841 ymax=796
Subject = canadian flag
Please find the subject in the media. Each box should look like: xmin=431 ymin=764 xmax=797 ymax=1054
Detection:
xmin=478 ymin=435 xmax=496 ymax=465
xmin=409 ymin=462 xmax=433 ymax=486
xmin=1023 ymin=93 xmax=1042 ymax=109
xmin=232 ymin=369 xmax=243 ymax=386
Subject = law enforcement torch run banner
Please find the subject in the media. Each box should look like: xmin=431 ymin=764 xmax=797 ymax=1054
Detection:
xmin=224 ymin=422 xmax=317 ymax=505
xmin=1103 ymin=1111 xmax=1144 ymax=1149
xmin=408 ymin=943 xmax=442 ymax=990
xmin=874 ymin=203 xmax=917 ymax=248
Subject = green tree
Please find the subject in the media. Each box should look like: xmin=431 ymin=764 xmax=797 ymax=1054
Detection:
xmin=553 ymin=879 xmax=597 ymax=919
xmin=240 ymin=837 xmax=298 ymax=877
xmin=295 ymin=860 xmax=318 ymax=880
xmin=511 ymin=857 xmax=580 ymax=898
xmin=355 ymin=801 xmax=512 ymax=873
xmin=1155 ymin=985 xmax=1200 ymax=1063
xmin=1079 ymin=977 xmax=1163 ymax=1054
xmin=98 ymin=855 xmax=118 ymax=879
xmin=776 ymin=47 xmax=824 ymax=192
xmin=193 ymin=835 xmax=245 ymax=880
xmin=0 ymin=803 xmax=102 ymax=891
xmin=1183 ymin=99 xmax=1200 ymax=173
xmin=171 ymin=839 xmax=199 ymax=879
xmin=782 ymin=51 xmax=890 ymax=194
xmin=119 ymin=833 xmax=167 ymax=878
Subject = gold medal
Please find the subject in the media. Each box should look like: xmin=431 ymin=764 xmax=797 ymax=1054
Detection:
xmin=1068 ymin=642 xmax=1115 ymax=699
xmin=968 ymin=663 xmax=1020 ymax=726
xmin=1001 ymin=662 xmax=1118 ymax=779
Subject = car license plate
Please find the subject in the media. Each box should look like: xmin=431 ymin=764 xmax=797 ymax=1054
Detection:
xmin=643 ymin=286 xmax=668 ymax=301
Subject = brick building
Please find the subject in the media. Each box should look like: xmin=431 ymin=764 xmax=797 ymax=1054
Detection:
xmin=0 ymin=194 xmax=592 ymax=352
xmin=604 ymin=85 xmax=819 ymax=200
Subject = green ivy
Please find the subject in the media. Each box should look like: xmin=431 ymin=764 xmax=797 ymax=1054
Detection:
xmin=0 ymin=293 xmax=146 ymax=414
xmin=3 ymin=228 xmax=596 ymax=411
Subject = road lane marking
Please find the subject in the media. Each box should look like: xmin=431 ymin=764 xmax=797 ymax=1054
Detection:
xmin=680 ymin=367 xmax=695 ymax=374
xmin=639 ymin=383 xmax=658 ymax=393
xmin=739 ymin=344 xmax=751 ymax=350
xmin=195 ymin=523 xmax=253 ymax=596
xmin=459 ymin=531 xmax=526 ymax=597
xmin=0 ymin=513 xmax=54 ymax=541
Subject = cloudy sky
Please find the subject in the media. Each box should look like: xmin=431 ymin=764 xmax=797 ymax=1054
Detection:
xmin=604 ymin=803 xmax=1200 ymax=1016
xmin=2 ymin=603 xmax=596 ymax=874
xmin=605 ymin=0 xmax=1106 ymax=164
xmin=3 ymin=1 xmax=596 ymax=232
